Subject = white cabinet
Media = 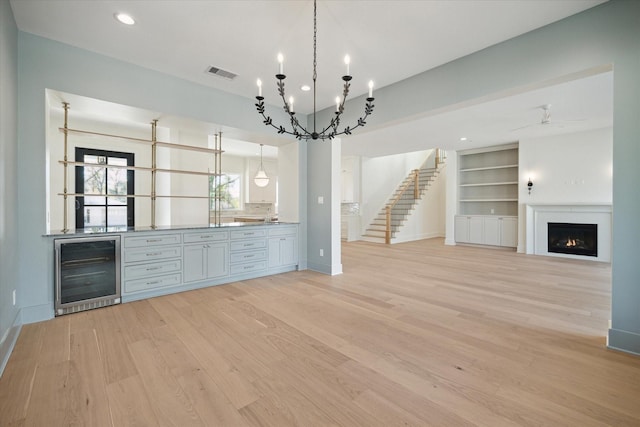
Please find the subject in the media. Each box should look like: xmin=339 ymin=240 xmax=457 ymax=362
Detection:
xmin=483 ymin=217 xmax=501 ymax=246
xmin=341 ymin=215 xmax=360 ymax=242
xmin=183 ymin=242 xmax=229 ymax=283
xmin=268 ymin=226 xmax=298 ymax=269
xmin=183 ymin=243 xmax=228 ymax=283
xmin=230 ymin=229 xmax=268 ymax=275
xmin=120 ymin=224 xmax=298 ymax=301
xmin=455 ymin=215 xmax=517 ymax=248
xmin=500 ymin=217 xmax=518 ymax=247
xmin=469 ymin=216 xmax=485 ymax=244
xmin=122 ymin=234 xmax=183 ymax=294
xmin=183 ymin=231 xmax=229 ymax=283
xmin=454 ymin=216 xmax=470 ymax=243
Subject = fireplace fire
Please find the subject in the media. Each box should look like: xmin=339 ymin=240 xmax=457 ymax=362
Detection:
xmin=547 ymin=222 xmax=597 ymax=257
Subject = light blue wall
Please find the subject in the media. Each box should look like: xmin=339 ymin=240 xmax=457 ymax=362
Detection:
xmin=0 ymin=0 xmax=21 ymax=374
xmin=306 ymin=139 xmax=342 ymax=275
xmin=9 ymin=0 xmax=640 ymax=355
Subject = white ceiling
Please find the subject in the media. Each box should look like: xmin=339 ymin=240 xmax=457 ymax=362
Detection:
xmin=12 ymin=0 xmax=612 ymax=158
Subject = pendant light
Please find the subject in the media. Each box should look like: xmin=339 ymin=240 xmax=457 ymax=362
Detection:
xmin=254 ymin=144 xmax=269 ymax=187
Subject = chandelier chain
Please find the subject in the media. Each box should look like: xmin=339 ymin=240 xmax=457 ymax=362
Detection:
xmin=313 ymin=0 xmax=317 ymax=83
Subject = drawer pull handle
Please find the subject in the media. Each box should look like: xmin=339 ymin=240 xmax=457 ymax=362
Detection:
xmin=147 ymin=280 xmax=160 ymax=285
xmin=146 ymin=266 xmax=161 ymax=271
xmin=201 ymin=235 xmax=212 ymax=239
xmin=146 ymin=239 xmax=161 ymax=243
xmin=146 ymin=252 xmax=161 ymax=257
xmin=244 ymin=266 xmax=253 ymax=270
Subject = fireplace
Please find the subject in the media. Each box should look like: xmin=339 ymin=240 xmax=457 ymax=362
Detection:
xmin=547 ymin=222 xmax=597 ymax=257
xmin=526 ymin=204 xmax=611 ymax=262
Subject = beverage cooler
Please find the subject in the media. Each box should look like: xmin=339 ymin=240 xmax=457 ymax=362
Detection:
xmin=54 ymin=235 xmax=121 ymax=316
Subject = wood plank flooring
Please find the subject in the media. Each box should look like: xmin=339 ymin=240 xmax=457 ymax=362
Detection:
xmin=2 ymin=238 xmax=639 ymax=426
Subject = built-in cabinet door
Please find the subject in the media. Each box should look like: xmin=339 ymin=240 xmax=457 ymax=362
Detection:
xmin=468 ymin=217 xmax=484 ymax=244
xmin=183 ymin=242 xmax=229 ymax=283
xmin=455 ymin=216 xmax=470 ymax=243
xmin=500 ymin=217 xmax=518 ymax=247
xmin=455 ymin=215 xmax=518 ymax=248
xmin=205 ymin=242 xmax=229 ymax=278
xmin=183 ymin=245 xmax=207 ymax=283
xmin=268 ymin=236 xmax=298 ymax=268
xmin=483 ymin=217 xmax=500 ymax=246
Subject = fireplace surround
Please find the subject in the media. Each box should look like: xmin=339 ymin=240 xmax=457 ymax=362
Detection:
xmin=525 ymin=204 xmax=611 ymax=262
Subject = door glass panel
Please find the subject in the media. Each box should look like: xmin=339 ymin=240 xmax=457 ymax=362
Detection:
xmin=84 ymin=166 xmax=105 ymax=193
xmin=107 ymin=157 xmax=128 ymax=205
xmin=84 ymin=206 xmax=106 ymax=227
xmin=106 ymin=206 xmax=127 ymax=226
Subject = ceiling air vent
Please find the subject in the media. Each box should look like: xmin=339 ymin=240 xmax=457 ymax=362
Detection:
xmin=206 ymin=66 xmax=237 ymax=80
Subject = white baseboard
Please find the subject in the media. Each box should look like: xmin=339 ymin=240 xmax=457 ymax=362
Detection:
xmin=0 ymin=310 xmax=22 ymax=378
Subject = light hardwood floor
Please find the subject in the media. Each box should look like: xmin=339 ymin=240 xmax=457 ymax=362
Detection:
xmin=1 ymin=238 xmax=639 ymax=426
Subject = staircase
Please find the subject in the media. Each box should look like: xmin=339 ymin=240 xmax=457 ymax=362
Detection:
xmin=362 ymin=151 xmax=444 ymax=244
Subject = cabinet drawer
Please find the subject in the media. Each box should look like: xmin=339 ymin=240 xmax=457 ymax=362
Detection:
xmin=230 ymin=229 xmax=267 ymax=240
xmin=230 ymin=249 xmax=266 ymax=264
xmin=268 ymin=226 xmax=297 ymax=237
xmin=124 ymin=234 xmax=181 ymax=248
xmin=230 ymin=261 xmax=267 ymax=275
xmin=230 ymin=239 xmax=267 ymax=251
xmin=124 ymin=259 xmax=182 ymax=280
xmin=124 ymin=246 xmax=182 ymax=263
xmin=184 ymin=231 xmax=229 ymax=243
xmin=125 ymin=273 xmax=182 ymax=293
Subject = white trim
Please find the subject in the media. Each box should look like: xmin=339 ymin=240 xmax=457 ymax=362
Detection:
xmin=525 ymin=204 xmax=611 ymax=262
xmin=0 ymin=310 xmax=22 ymax=377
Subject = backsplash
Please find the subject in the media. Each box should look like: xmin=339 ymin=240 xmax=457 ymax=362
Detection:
xmin=341 ymin=202 xmax=360 ymax=215
xmin=245 ymin=202 xmax=274 ymax=215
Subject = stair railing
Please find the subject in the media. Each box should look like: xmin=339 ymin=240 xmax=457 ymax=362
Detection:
xmin=383 ymin=148 xmax=446 ymax=244
xmin=435 ymin=148 xmax=446 ymax=169
xmin=385 ymin=169 xmax=419 ymax=244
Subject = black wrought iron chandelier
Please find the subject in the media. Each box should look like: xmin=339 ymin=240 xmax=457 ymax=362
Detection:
xmin=255 ymin=0 xmax=375 ymax=141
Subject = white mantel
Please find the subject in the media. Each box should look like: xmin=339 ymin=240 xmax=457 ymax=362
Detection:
xmin=525 ymin=204 xmax=612 ymax=262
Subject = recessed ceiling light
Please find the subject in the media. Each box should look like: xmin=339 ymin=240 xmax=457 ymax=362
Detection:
xmin=460 ymin=137 xmax=468 ymax=141
xmin=114 ymin=13 xmax=135 ymax=25
xmin=301 ymin=85 xmax=311 ymax=92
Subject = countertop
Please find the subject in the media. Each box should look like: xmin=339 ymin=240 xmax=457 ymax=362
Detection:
xmin=46 ymin=221 xmax=297 ymax=237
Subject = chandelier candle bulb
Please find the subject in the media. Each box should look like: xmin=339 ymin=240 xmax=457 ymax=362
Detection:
xmin=344 ymin=55 xmax=350 ymax=76
xmin=277 ymin=53 xmax=284 ymax=75
xmin=289 ymin=96 xmax=294 ymax=113
xmin=368 ymin=80 xmax=374 ymax=98
xmin=257 ymin=79 xmax=262 ymax=97
xmin=336 ymin=96 xmax=340 ymax=112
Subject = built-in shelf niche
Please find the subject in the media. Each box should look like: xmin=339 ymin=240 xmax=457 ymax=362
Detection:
xmin=458 ymin=143 xmax=519 ymax=216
